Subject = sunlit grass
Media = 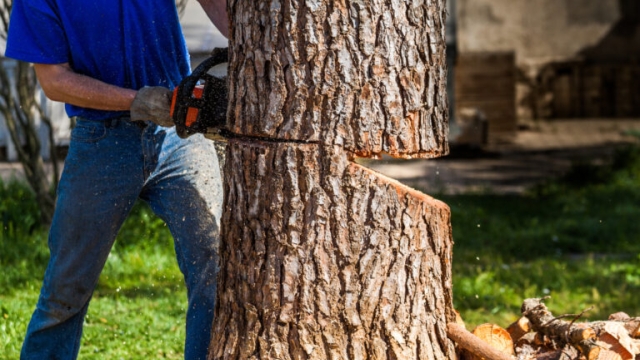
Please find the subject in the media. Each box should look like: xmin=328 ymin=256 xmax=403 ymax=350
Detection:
xmin=0 ymin=193 xmax=184 ymax=360
xmin=2 ymin=145 xmax=640 ymax=357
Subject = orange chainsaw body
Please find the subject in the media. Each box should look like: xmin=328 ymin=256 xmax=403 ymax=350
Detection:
xmin=169 ymin=47 xmax=228 ymax=139
xmin=170 ymin=85 xmax=204 ymax=128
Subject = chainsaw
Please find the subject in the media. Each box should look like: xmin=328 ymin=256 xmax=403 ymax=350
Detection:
xmin=170 ymin=47 xmax=229 ymax=140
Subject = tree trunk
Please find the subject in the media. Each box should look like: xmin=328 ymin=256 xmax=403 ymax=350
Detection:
xmin=210 ymin=0 xmax=453 ymax=358
xmin=0 ymin=60 xmax=57 ymax=224
xmin=211 ymin=140 xmax=455 ymax=359
xmin=226 ymin=0 xmax=449 ymax=159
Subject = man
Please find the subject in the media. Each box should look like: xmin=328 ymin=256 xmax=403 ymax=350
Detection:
xmin=5 ymin=0 xmax=228 ymax=358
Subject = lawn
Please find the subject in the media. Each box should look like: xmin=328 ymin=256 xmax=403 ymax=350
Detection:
xmin=442 ymin=145 xmax=640 ymax=327
xmin=1 ymin=145 xmax=640 ymax=358
xmin=0 ymin=185 xmax=186 ymax=359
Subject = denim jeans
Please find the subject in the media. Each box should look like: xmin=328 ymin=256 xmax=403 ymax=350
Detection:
xmin=20 ymin=117 xmax=223 ymax=360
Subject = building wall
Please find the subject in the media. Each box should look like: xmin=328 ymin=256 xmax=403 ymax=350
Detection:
xmin=455 ymin=0 xmax=640 ymax=122
xmin=456 ymin=0 xmax=621 ymax=65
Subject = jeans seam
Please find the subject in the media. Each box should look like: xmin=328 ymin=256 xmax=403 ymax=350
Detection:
xmin=70 ymin=303 xmax=86 ymax=358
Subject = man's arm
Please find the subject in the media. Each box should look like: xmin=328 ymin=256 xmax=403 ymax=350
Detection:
xmin=34 ymin=63 xmax=137 ymax=111
xmin=36 ymin=63 xmax=174 ymax=126
xmin=197 ymin=0 xmax=229 ymax=38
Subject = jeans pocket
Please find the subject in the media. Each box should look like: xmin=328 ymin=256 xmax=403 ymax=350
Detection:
xmin=71 ymin=120 xmax=108 ymax=143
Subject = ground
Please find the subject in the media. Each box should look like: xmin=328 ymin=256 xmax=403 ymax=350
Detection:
xmin=363 ymin=119 xmax=640 ymax=194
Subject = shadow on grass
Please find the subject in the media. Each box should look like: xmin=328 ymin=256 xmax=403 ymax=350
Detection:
xmin=437 ymin=145 xmax=640 ymax=263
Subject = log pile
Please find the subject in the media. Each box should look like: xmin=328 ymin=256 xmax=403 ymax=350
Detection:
xmin=447 ymin=298 xmax=640 ymax=360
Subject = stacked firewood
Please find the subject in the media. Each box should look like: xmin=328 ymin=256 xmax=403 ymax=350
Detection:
xmin=447 ymin=298 xmax=640 ymax=360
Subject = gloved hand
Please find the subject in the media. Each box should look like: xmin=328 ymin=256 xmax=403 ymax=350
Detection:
xmin=130 ymin=86 xmax=175 ymax=127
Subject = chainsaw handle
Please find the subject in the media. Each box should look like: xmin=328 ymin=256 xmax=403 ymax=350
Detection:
xmin=173 ymin=47 xmax=229 ymax=139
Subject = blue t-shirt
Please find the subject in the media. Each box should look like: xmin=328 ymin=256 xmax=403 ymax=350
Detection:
xmin=5 ymin=0 xmax=190 ymax=120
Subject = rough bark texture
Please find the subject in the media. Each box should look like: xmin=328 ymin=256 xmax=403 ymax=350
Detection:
xmin=506 ymin=317 xmax=531 ymax=343
xmin=521 ymin=299 xmax=600 ymax=360
xmin=226 ymin=0 xmax=449 ymax=159
xmin=210 ymin=139 xmax=456 ymax=359
xmin=211 ymin=0 xmax=454 ymax=357
xmin=0 ymin=60 xmax=58 ymax=224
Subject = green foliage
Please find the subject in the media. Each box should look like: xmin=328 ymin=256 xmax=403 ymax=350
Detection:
xmin=114 ymin=201 xmax=172 ymax=252
xmin=0 ymin=179 xmax=40 ymax=233
xmin=0 ymin=182 xmax=182 ymax=359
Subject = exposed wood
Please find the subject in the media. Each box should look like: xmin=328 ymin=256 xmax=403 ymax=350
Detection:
xmin=515 ymin=332 xmax=547 ymax=350
xmin=515 ymin=343 xmax=538 ymax=360
xmin=467 ymin=324 xmax=515 ymax=359
xmin=447 ymin=323 xmax=514 ymax=360
xmin=507 ymin=317 xmax=531 ymax=343
xmin=455 ymin=309 xmax=467 ymax=329
xmin=592 ymin=318 xmax=640 ymax=339
xmin=226 ymin=0 xmax=449 ymax=159
xmin=210 ymin=140 xmax=456 ymax=359
xmin=595 ymin=323 xmax=637 ymax=360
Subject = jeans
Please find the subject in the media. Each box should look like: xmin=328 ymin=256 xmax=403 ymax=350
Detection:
xmin=20 ymin=117 xmax=223 ymax=360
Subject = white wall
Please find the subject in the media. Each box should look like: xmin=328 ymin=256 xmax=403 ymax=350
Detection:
xmin=181 ymin=1 xmax=229 ymax=53
xmin=456 ymin=0 xmax=621 ymax=65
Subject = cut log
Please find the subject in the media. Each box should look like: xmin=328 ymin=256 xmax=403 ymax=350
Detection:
xmin=592 ymin=318 xmax=640 ymax=339
xmin=210 ymin=140 xmax=456 ymax=359
xmin=610 ymin=313 xmax=632 ymax=321
xmin=515 ymin=332 xmax=546 ymax=348
xmin=507 ymin=317 xmax=531 ymax=342
xmin=446 ymin=323 xmax=514 ymax=360
xmin=515 ymin=332 xmax=553 ymax=356
xmin=532 ymin=346 xmax=580 ymax=360
xmin=595 ymin=322 xmax=637 ymax=360
xmin=598 ymin=350 xmax=624 ymax=360
xmin=521 ymin=298 xmax=600 ymax=360
xmin=468 ymin=323 xmax=515 ymax=359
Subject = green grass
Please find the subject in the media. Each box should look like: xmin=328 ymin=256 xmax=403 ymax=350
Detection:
xmin=2 ymin=145 xmax=640 ymax=357
xmin=440 ymin=145 xmax=640 ymax=329
xmin=0 ymin=184 xmax=184 ymax=359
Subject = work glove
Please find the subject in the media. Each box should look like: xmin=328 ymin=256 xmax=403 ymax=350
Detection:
xmin=130 ymin=86 xmax=175 ymax=127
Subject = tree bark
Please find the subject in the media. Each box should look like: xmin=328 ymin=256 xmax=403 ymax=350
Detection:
xmin=0 ymin=60 xmax=56 ymax=224
xmin=226 ymin=0 xmax=449 ymax=159
xmin=521 ymin=298 xmax=600 ymax=360
xmin=211 ymin=140 xmax=455 ymax=359
xmin=210 ymin=0 xmax=453 ymax=358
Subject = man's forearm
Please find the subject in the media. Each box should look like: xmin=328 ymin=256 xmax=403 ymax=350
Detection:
xmin=34 ymin=63 xmax=137 ymax=111
xmin=198 ymin=0 xmax=229 ymax=38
